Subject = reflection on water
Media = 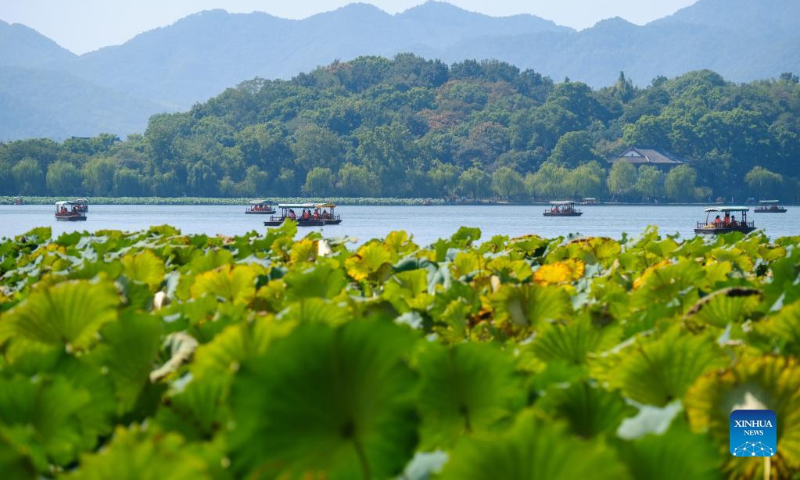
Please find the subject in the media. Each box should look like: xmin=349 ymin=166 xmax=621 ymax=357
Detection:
xmin=2 ymin=204 xmax=799 ymax=246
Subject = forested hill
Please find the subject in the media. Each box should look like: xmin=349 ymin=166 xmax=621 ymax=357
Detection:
xmin=1 ymin=0 xmax=799 ymax=140
xmin=1 ymin=56 xmax=799 ymax=202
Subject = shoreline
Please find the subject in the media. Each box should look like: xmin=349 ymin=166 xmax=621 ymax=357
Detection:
xmin=2 ymin=196 xmax=785 ymax=207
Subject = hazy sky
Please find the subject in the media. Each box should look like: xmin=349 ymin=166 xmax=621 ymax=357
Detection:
xmin=1 ymin=0 xmax=700 ymax=55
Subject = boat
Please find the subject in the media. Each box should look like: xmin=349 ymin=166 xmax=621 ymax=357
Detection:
xmin=13 ymin=196 xmax=23 ymax=205
xmin=581 ymin=197 xmax=599 ymax=205
xmin=73 ymin=198 xmax=89 ymax=213
xmin=245 ymin=199 xmax=276 ymax=215
xmin=55 ymin=201 xmax=87 ymax=221
xmin=263 ymin=203 xmax=342 ymax=227
xmin=695 ymin=207 xmax=756 ymax=235
xmin=754 ymin=200 xmax=787 ymax=213
xmin=544 ymin=201 xmax=583 ymax=217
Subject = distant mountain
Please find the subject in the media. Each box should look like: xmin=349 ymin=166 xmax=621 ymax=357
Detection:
xmin=0 ymin=67 xmax=169 ymax=141
xmin=0 ymin=0 xmax=798 ymax=140
xmin=0 ymin=20 xmax=75 ymax=68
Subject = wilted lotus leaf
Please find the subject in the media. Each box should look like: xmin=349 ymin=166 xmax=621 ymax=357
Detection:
xmin=417 ymin=342 xmax=524 ymax=448
xmin=229 ymin=320 xmax=418 ymax=479
xmin=440 ymin=410 xmax=629 ymax=480
xmin=68 ymin=425 xmax=211 ymax=480
xmin=121 ymin=250 xmax=165 ymax=290
xmin=0 ymin=280 xmax=118 ymax=350
xmin=685 ymin=356 xmax=800 ymax=473
xmin=190 ymin=264 xmax=258 ymax=304
xmin=593 ymin=327 xmax=725 ymax=407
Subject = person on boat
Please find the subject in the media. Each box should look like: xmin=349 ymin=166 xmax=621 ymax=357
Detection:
xmin=313 ymin=210 xmax=319 ymax=221
xmin=724 ymin=213 xmax=730 ymax=225
xmin=714 ymin=215 xmax=722 ymax=226
xmin=731 ymin=215 xmax=738 ymax=227
xmin=289 ymin=209 xmax=296 ymax=220
xmin=554 ymin=206 xmax=560 ymax=213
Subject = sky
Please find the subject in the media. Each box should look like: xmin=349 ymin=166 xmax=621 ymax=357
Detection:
xmin=0 ymin=0 xmax=700 ymax=55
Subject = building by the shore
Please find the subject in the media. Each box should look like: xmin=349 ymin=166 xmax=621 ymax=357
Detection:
xmin=609 ymin=147 xmax=686 ymax=168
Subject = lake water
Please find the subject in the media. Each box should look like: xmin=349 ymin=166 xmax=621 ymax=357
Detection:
xmin=2 ymin=205 xmax=799 ymax=246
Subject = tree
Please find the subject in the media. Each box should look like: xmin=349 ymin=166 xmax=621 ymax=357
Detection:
xmin=11 ymin=158 xmax=44 ymax=195
xmin=46 ymin=161 xmax=83 ymax=195
xmin=113 ymin=168 xmax=145 ymax=196
xmin=526 ymin=162 xmax=570 ymax=199
xmin=567 ymin=161 xmax=606 ymax=199
xmin=634 ymin=165 xmax=664 ymax=201
xmin=664 ymin=165 xmax=701 ymax=202
xmin=337 ymin=163 xmax=381 ymax=197
xmin=303 ymin=167 xmax=336 ymax=196
xmin=745 ymin=166 xmax=784 ymax=199
xmin=427 ymin=161 xmax=460 ymax=197
xmin=548 ymin=131 xmax=597 ymax=167
xmin=82 ymin=157 xmax=116 ymax=196
xmin=491 ymin=167 xmax=525 ymax=199
xmin=459 ymin=167 xmax=491 ymax=200
xmin=607 ymin=161 xmax=637 ymax=199
xmin=292 ymin=125 xmax=346 ymax=172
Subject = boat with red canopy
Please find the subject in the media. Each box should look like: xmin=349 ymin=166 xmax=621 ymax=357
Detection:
xmin=55 ymin=201 xmax=87 ymax=221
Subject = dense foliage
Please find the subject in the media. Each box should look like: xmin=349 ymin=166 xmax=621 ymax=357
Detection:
xmin=2 ymin=223 xmax=800 ymax=478
xmin=1 ymin=56 xmax=799 ymax=202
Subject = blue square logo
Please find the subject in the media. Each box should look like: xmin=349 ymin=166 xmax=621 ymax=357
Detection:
xmin=730 ymin=409 xmax=777 ymax=457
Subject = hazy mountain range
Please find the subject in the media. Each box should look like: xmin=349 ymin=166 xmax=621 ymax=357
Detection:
xmin=0 ymin=0 xmax=798 ymax=141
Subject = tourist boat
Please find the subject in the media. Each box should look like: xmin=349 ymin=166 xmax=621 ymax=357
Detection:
xmin=55 ymin=201 xmax=87 ymax=221
xmin=544 ymin=201 xmax=583 ymax=217
xmin=754 ymin=200 xmax=787 ymax=213
xmin=13 ymin=196 xmax=23 ymax=205
xmin=695 ymin=207 xmax=756 ymax=235
xmin=245 ymin=199 xmax=276 ymax=215
xmin=581 ymin=197 xmax=599 ymax=205
xmin=73 ymin=198 xmax=89 ymax=213
xmin=263 ymin=203 xmax=342 ymax=227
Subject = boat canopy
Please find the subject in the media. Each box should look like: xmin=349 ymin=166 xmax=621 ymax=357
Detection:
xmin=550 ymin=201 xmax=575 ymax=205
xmin=249 ymin=199 xmax=271 ymax=205
xmin=759 ymin=200 xmax=780 ymax=204
xmin=704 ymin=206 xmax=750 ymax=213
xmin=55 ymin=201 xmax=78 ymax=206
xmin=74 ymin=198 xmax=88 ymax=202
xmin=278 ymin=203 xmax=316 ymax=209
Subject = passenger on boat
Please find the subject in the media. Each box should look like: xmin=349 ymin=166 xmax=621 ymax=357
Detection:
xmin=60 ymin=207 xmax=67 ymax=215
xmin=731 ymin=215 xmax=738 ymax=226
xmin=714 ymin=215 xmax=722 ymax=226
xmin=289 ymin=209 xmax=297 ymax=220
xmin=724 ymin=213 xmax=730 ymax=225
xmin=554 ymin=206 xmax=560 ymax=213
xmin=313 ymin=210 xmax=320 ymax=220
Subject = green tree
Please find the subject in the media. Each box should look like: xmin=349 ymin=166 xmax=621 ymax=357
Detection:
xmin=113 ymin=168 xmax=145 ymax=196
xmin=459 ymin=167 xmax=491 ymax=200
xmin=665 ymin=165 xmax=701 ymax=202
xmin=46 ymin=161 xmax=83 ymax=195
xmin=291 ymin=125 xmax=346 ymax=173
xmin=303 ymin=167 xmax=336 ymax=196
xmin=745 ymin=166 xmax=784 ymax=199
xmin=82 ymin=157 xmax=116 ymax=196
xmin=607 ymin=161 xmax=637 ymax=199
xmin=634 ymin=165 xmax=665 ymax=201
xmin=527 ymin=162 xmax=571 ymax=199
xmin=567 ymin=161 xmax=606 ymax=198
xmin=337 ymin=163 xmax=381 ymax=197
xmin=11 ymin=158 xmax=44 ymax=195
xmin=548 ymin=131 xmax=597 ymax=167
xmin=427 ymin=161 xmax=460 ymax=197
xmin=491 ymin=167 xmax=525 ymax=199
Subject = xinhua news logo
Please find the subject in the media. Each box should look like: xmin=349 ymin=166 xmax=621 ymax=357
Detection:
xmin=730 ymin=410 xmax=777 ymax=457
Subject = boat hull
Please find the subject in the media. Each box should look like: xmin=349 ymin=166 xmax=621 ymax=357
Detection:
xmin=263 ymin=218 xmax=325 ymax=227
xmin=754 ymin=209 xmax=787 ymax=213
xmin=324 ymin=219 xmax=342 ymax=225
xmin=246 ymin=210 xmax=276 ymax=215
xmin=694 ymin=226 xmax=756 ymax=235
xmin=543 ymin=212 xmax=583 ymax=217
xmin=56 ymin=215 xmax=87 ymax=222
xmin=263 ymin=219 xmax=284 ymax=226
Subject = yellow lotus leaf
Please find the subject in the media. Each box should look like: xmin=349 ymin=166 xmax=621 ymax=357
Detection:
xmin=190 ymin=264 xmax=258 ymax=304
xmin=632 ymin=259 xmax=672 ymax=289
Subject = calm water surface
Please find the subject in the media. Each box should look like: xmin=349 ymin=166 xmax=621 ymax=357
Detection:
xmin=2 ymin=205 xmax=799 ymax=246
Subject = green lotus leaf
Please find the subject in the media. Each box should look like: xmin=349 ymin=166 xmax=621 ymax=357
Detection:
xmin=280 ymin=297 xmax=351 ymax=325
xmin=186 ymin=248 xmax=235 ymax=275
xmin=416 ymin=342 xmax=525 ymax=449
xmin=0 ymin=280 xmax=119 ymax=350
xmin=537 ymin=381 xmax=636 ymax=438
xmin=90 ymin=312 xmax=163 ymax=411
xmin=68 ymin=425 xmax=212 ymax=480
xmin=345 ymin=241 xmax=395 ymax=282
xmin=190 ymin=264 xmax=258 ymax=304
xmin=0 ymin=429 xmax=38 ymax=480
xmin=121 ymin=250 xmax=166 ymax=290
xmin=614 ymin=420 xmax=722 ymax=480
xmin=449 ymin=226 xmax=482 ymax=248
xmin=155 ymin=376 xmax=228 ymax=441
xmin=452 ymin=251 xmax=482 ymax=278
xmin=759 ymin=300 xmax=800 ymax=355
xmin=283 ymin=261 xmax=347 ymax=301
xmin=489 ymin=284 xmax=572 ymax=331
xmin=593 ymin=327 xmax=726 ymax=406
xmin=685 ymin=355 xmax=800 ymax=474
xmin=440 ymin=410 xmax=630 ymax=480
xmin=531 ymin=316 xmax=620 ymax=365
xmin=229 ymin=320 xmax=418 ymax=479
xmin=382 ymin=269 xmax=432 ymax=314
xmin=685 ymin=287 xmax=761 ymax=328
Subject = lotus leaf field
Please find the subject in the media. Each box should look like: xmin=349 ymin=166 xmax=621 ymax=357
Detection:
xmin=2 ymin=222 xmax=800 ymax=479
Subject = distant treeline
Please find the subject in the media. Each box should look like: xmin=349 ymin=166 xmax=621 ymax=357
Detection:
xmin=1 ymin=55 xmax=798 ymax=202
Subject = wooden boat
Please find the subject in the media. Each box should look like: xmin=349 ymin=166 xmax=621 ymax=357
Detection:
xmin=544 ymin=201 xmax=583 ymax=217
xmin=754 ymin=200 xmax=787 ymax=213
xmin=245 ymin=199 xmax=276 ymax=215
xmin=73 ymin=198 xmax=89 ymax=213
xmin=55 ymin=201 xmax=87 ymax=221
xmin=695 ymin=207 xmax=756 ymax=235
xmin=264 ymin=203 xmax=342 ymax=227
